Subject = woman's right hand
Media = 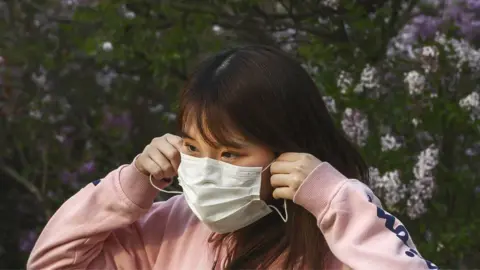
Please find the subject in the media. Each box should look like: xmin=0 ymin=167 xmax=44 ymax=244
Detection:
xmin=135 ymin=134 xmax=183 ymax=180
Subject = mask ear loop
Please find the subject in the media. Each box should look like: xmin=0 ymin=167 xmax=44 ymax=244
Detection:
xmin=149 ymin=174 xmax=183 ymax=194
xmin=268 ymin=200 xmax=288 ymax=223
xmin=262 ymin=161 xmax=289 ymax=223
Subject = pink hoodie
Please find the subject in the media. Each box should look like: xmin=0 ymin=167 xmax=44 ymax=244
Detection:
xmin=27 ymin=161 xmax=438 ymax=270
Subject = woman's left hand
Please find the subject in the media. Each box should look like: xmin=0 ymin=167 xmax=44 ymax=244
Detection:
xmin=269 ymin=152 xmax=323 ymax=200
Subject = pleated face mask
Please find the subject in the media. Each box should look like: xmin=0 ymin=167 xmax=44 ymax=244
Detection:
xmin=150 ymin=153 xmax=287 ymax=233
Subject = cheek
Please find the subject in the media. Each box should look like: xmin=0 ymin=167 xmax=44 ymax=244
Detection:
xmin=259 ymin=169 xmax=274 ymax=201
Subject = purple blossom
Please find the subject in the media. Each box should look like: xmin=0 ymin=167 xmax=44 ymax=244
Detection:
xmin=78 ymin=160 xmax=95 ymax=174
xmin=412 ymin=15 xmax=442 ymax=40
xmin=60 ymin=170 xmax=80 ymax=188
xmin=47 ymin=190 xmax=56 ymax=199
xmin=60 ymin=125 xmax=75 ymax=134
xmin=443 ymin=0 xmax=480 ymax=39
xmin=104 ymin=110 xmax=133 ymax=130
xmin=466 ymin=0 xmax=480 ymax=11
xmin=341 ymin=108 xmax=369 ymax=147
xmin=461 ymin=19 xmax=480 ymax=39
xmin=19 ymin=230 xmax=37 ymax=252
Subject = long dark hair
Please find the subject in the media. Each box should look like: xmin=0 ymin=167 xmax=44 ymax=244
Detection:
xmin=177 ymin=45 xmax=368 ymax=269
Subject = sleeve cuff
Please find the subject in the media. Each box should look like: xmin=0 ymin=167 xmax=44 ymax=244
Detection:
xmin=118 ymin=159 xmax=172 ymax=209
xmin=293 ymin=162 xmax=349 ymax=221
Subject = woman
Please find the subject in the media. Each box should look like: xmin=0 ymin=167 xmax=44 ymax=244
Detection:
xmin=27 ymin=45 xmax=438 ymax=269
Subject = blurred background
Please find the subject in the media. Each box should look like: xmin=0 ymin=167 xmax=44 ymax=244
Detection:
xmin=1 ymin=0 xmax=479 ymax=268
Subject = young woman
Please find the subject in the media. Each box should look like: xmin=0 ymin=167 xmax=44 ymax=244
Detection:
xmin=28 ymin=45 xmax=438 ymax=270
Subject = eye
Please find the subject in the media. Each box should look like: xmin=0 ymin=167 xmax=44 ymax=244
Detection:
xmin=221 ymin=151 xmax=240 ymax=160
xmin=185 ymin=143 xmax=198 ymax=153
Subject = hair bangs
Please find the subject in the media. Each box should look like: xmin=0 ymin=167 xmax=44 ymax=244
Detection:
xmin=180 ymin=98 xmax=245 ymax=149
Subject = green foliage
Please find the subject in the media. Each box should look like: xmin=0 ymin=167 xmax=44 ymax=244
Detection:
xmin=1 ymin=0 xmax=479 ymax=268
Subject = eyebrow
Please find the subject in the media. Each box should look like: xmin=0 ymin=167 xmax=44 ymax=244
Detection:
xmin=179 ymin=130 xmax=194 ymax=140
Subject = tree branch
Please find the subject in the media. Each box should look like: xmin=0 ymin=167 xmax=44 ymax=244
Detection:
xmin=41 ymin=147 xmax=48 ymax=193
xmin=0 ymin=164 xmax=52 ymax=218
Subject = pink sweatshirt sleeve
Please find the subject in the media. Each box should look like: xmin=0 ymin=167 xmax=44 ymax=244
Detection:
xmin=293 ymin=162 xmax=438 ymax=270
xmin=27 ymin=162 xmax=174 ymax=270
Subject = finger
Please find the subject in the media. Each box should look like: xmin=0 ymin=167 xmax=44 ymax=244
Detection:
xmin=150 ymin=137 xmax=180 ymax=172
xmin=147 ymin=147 xmax=175 ymax=178
xmin=272 ymin=187 xmax=295 ymax=200
xmin=270 ymin=160 xmax=296 ymax=174
xmin=157 ymin=141 xmax=181 ymax=171
xmin=270 ymin=173 xmax=291 ymax=188
xmin=165 ymin=134 xmax=184 ymax=151
xmin=276 ymin=152 xmax=304 ymax=162
xmin=142 ymin=157 xmax=164 ymax=180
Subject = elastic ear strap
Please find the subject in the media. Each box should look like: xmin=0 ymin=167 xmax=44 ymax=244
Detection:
xmin=268 ymin=199 xmax=288 ymax=222
xmin=261 ymin=158 xmax=277 ymax=173
xmin=149 ymin=174 xmax=182 ymax=194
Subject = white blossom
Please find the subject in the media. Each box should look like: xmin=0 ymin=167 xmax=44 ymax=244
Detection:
xmin=360 ymin=64 xmax=379 ymax=89
xmin=31 ymin=67 xmax=47 ymax=88
xmin=369 ymin=167 xmax=381 ymax=182
xmin=459 ymin=92 xmax=480 ymax=121
xmin=164 ymin=112 xmax=177 ymax=121
xmin=459 ymin=92 xmax=479 ymax=109
xmin=437 ymin=242 xmax=444 ymax=252
xmin=387 ymin=25 xmax=416 ymax=57
xmin=29 ymin=110 xmax=42 ymax=119
xmin=212 ymin=25 xmax=223 ymax=34
xmin=322 ymin=96 xmax=337 ymax=113
xmin=420 ymin=46 xmax=439 ymax=73
xmin=436 ymin=34 xmax=480 ymax=72
xmin=341 ymin=108 xmax=369 ymax=147
xmin=406 ymin=195 xmax=428 ymax=219
xmin=149 ymin=104 xmax=164 ymax=113
xmin=62 ymin=0 xmax=78 ymax=6
xmin=381 ymin=133 xmax=402 ymax=151
xmin=370 ymin=168 xmax=407 ymax=208
xmin=404 ymin=70 xmax=426 ymax=95
xmin=434 ymin=32 xmax=447 ymax=45
xmin=465 ymin=148 xmax=476 ymax=156
xmin=96 ymin=67 xmax=118 ymax=89
xmin=120 ymin=5 xmax=136 ymax=19
xmin=55 ymin=134 xmax=65 ymax=143
xmin=42 ymin=94 xmax=52 ymax=103
xmin=323 ymin=0 xmax=339 ymax=9
xmin=336 ymin=71 xmax=353 ymax=94
xmin=421 ymin=46 xmax=438 ymax=58
xmin=413 ymin=144 xmax=439 ymax=180
xmin=412 ymin=118 xmax=421 ymax=127
xmin=102 ymin=42 xmax=113 ymax=52
xmin=124 ymin=11 xmax=136 ymax=19
xmin=407 ymin=144 xmax=439 ymax=219
xmin=451 ymin=39 xmax=480 ymax=71
xmin=301 ymin=63 xmax=319 ymax=75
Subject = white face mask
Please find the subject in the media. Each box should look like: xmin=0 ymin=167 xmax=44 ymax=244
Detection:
xmin=149 ymin=152 xmax=288 ymax=233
